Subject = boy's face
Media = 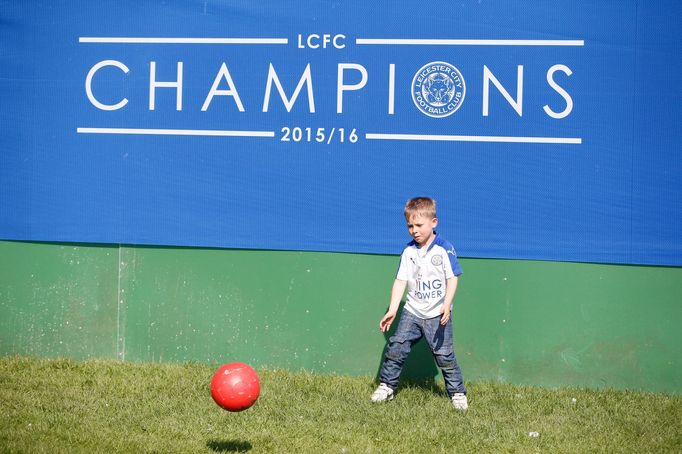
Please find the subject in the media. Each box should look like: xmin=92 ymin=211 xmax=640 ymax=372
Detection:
xmin=406 ymin=214 xmax=438 ymax=247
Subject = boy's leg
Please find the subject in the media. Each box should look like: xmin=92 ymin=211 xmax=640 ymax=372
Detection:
xmin=423 ymin=316 xmax=466 ymax=397
xmin=378 ymin=310 xmax=423 ymax=391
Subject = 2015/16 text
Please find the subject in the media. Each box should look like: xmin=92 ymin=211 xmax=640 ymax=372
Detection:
xmin=280 ymin=127 xmax=359 ymax=144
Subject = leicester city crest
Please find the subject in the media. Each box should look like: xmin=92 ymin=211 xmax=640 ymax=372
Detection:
xmin=411 ymin=61 xmax=466 ymax=118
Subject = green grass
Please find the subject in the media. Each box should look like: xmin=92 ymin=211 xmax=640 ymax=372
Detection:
xmin=1 ymin=357 xmax=680 ymax=453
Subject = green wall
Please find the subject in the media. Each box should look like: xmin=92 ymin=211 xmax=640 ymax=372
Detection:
xmin=1 ymin=240 xmax=680 ymax=393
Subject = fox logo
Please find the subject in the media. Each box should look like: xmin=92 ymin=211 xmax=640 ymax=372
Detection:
xmin=412 ymin=61 xmax=465 ymax=118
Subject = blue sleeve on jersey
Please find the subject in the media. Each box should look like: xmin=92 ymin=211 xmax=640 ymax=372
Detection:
xmin=436 ymin=236 xmax=463 ymax=276
xmin=450 ymin=254 xmax=463 ymax=276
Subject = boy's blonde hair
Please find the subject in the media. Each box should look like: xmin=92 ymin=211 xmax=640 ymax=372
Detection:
xmin=404 ymin=197 xmax=437 ymax=221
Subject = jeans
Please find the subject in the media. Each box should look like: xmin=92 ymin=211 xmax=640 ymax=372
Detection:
xmin=379 ymin=309 xmax=466 ymax=397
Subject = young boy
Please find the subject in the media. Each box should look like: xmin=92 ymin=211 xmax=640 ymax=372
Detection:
xmin=371 ymin=197 xmax=468 ymax=410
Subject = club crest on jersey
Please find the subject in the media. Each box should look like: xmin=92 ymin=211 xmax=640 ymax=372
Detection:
xmin=431 ymin=254 xmax=443 ymax=266
xmin=411 ymin=61 xmax=466 ymax=118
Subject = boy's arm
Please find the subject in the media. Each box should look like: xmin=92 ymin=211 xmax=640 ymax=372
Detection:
xmin=440 ymin=276 xmax=459 ymax=325
xmin=379 ymin=279 xmax=407 ymax=332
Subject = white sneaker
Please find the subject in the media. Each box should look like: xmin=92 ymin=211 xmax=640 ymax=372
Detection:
xmin=371 ymin=383 xmax=394 ymax=402
xmin=452 ymin=393 xmax=468 ymax=410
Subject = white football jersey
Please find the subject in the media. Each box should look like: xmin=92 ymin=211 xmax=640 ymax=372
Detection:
xmin=396 ymin=233 xmax=463 ymax=319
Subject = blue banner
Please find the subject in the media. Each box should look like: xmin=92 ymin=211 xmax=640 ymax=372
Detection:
xmin=1 ymin=0 xmax=681 ymax=265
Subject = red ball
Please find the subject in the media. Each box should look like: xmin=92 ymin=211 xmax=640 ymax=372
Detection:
xmin=210 ymin=362 xmax=260 ymax=412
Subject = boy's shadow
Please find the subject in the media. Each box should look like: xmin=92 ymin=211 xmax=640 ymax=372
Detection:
xmin=374 ymin=302 xmax=443 ymax=395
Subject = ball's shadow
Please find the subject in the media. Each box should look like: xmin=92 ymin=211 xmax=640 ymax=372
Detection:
xmin=206 ymin=439 xmax=252 ymax=452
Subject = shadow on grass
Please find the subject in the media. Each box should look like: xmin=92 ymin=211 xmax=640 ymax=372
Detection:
xmin=206 ymin=439 xmax=252 ymax=452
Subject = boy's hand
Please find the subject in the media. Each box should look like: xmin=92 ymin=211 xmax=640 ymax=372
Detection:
xmin=440 ymin=306 xmax=451 ymax=325
xmin=379 ymin=311 xmax=397 ymax=332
